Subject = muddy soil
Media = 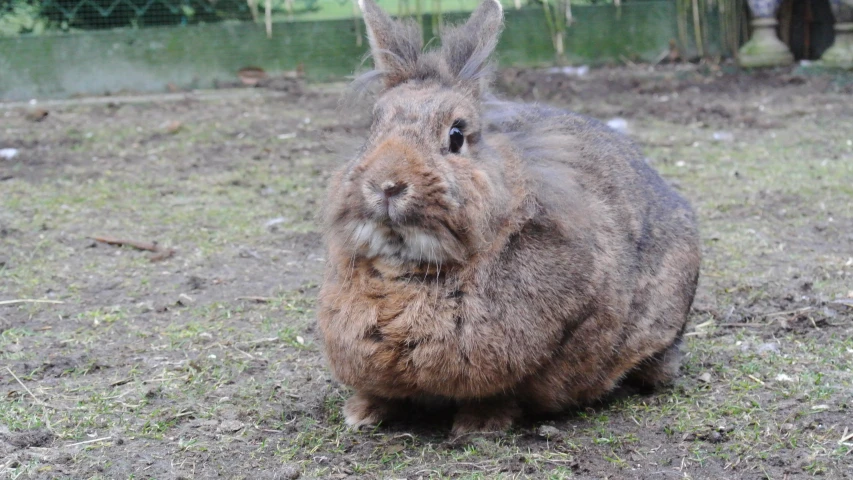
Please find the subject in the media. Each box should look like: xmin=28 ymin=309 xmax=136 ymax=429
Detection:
xmin=1 ymin=64 xmax=852 ymax=479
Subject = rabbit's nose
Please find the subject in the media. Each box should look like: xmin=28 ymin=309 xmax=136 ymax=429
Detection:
xmin=381 ymin=181 xmax=408 ymax=200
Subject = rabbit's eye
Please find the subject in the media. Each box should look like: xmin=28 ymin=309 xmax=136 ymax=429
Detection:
xmin=449 ymin=125 xmax=465 ymax=154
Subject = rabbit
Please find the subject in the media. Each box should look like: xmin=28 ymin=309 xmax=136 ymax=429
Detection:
xmin=317 ymin=0 xmax=701 ymax=435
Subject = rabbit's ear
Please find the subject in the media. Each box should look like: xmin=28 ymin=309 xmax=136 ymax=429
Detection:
xmin=441 ymin=0 xmax=504 ymax=86
xmin=359 ymin=0 xmax=423 ymax=88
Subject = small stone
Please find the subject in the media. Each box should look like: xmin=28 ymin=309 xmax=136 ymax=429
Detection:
xmin=186 ymin=276 xmax=205 ymax=291
xmin=217 ymin=420 xmax=244 ymax=433
xmin=238 ymin=248 xmax=263 ymax=259
xmin=46 ymin=452 xmax=73 ymax=464
xmin=546 ymin=65 xmax=589 ymax=77
xmin=712 ymin=131 xmax=734 ymax=142
xmin=707 ymin=431 xmax=723 ymax=443
xmin=280 ymin=466 xmax=301 ymax=480
xmin=775 ymin=373 xmax=795 ymax=383
xmin=259 ymin=465 xmax=300 ymax=480
xmin=0 ymin=148 xmax=19 ymax=160
xmin=698 ymin=372 xmax=713 ymax=383
xmin=606 ymin=117 xmax=629 ymax=134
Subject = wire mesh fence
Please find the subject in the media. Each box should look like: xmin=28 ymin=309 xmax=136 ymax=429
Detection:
xmin=0 ymin=0 xmax=744 ymax=62
xmin=0 ymin=0 xmax=747 ymax=101
xmin=1 ymin=0 xmax=304 ymax=34
xmin=1 ymin=0 xmax=626 ymax=36
xmin=8 ymin=0 xmax=253 ymax=31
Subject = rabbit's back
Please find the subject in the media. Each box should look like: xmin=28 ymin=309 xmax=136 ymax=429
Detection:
xmin=485 ymin=100 xmax=698 ymax=258
xmin=479 ymin=101 xmax=701 ymax=410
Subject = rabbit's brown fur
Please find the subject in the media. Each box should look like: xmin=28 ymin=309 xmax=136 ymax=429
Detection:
xmin=317 ymin=0 xmax=701 ymax=434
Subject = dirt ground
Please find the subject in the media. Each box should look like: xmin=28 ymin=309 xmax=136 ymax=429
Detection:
xmin=1 ymin=63 xmax=852 ymax=479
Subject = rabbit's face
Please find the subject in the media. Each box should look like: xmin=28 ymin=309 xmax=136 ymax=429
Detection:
xmin=331 ymin=82 xmax=493 ymax=266
xmin=324 ymin=0 xmax=506 ymax=267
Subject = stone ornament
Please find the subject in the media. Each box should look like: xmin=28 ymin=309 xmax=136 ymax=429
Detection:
xmin=821 ymin=0 xmax=853 ymax=68
xmin=738 ymin=0 xmax=794 ymax=67
xmin=748 ymin=0 xmax=782 ymax=18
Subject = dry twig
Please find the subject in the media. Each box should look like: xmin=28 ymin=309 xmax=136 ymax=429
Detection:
xmin=0 ymin=299 xmax=64 ymax=306
xmin=719 ymin=322 xmax=769 ymax=328
xmin=232 ymin=346 xmax=255 ymax=360
xmin=149 ymin=248 xmax=176 ymax=262
xmin=831 ymin=299 xmax=853 ymax=308
xmin=66 ymin=436 xmax=112 ymax=447
xmin=236 ymin=296 xmax=275 ymax=303
xmin=91 ymin=236 xmax=159 ymax=252
xmin=762 ymin=307 xmax=813 ymax=318
xmin=90 ymin=235 xmax=175 ymax=262
xmin=5 ymin=366 xmax=67 ymax=410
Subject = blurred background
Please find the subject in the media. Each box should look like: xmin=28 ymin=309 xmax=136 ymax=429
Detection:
xmin=0 ymin=0 xmax=846 ymax=100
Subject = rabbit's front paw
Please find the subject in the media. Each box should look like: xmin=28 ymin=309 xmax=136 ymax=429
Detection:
xmin=451 ymin=398 xmax=520 ymax=435
xmin=343 ymin=392 xmax=400 ymax=429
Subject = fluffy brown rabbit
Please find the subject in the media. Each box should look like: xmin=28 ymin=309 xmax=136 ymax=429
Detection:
xmin=317 ymin=0 xmax=701 ymax=434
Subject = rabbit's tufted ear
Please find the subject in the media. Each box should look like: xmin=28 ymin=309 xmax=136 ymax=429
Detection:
xmin=359 ymin=0 xmax=423 ymax=88
xmin=441 ymin=0 xmax=504 ymax=85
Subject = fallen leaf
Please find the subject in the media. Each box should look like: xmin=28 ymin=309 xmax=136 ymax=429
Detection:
xmin=165 ymin=120 xmax=183 ymax=134
xmin=25 ymin=108 xmax=49 ymax=122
